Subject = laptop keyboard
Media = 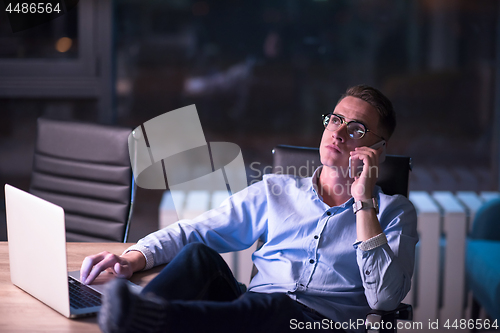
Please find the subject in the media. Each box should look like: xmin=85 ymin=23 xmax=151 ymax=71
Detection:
xmin=68 ymin=277 xmax=102 ymax=309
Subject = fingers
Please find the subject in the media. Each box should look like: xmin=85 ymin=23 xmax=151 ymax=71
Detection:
xmin=113 ymin=261 xmax=133 ymax=279
xmin=80 ymin=251 xmax=122 ymax=285
xmin=80 ymin=252 xmax=105 ymax=283
xmin=350 ymin=149 xmax=378 ymax=177
xmin=350 ymin=147 xmax=380 ymax=200
xmin=352 ymin=146 xmax=379 ymax=162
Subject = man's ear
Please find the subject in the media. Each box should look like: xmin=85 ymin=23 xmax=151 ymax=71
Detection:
xmin=378 ymin=125 xmax=390 ymax=144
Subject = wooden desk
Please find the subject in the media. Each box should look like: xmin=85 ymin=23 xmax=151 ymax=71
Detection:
xmin=0 ymin=242 xmax=160 ymax=333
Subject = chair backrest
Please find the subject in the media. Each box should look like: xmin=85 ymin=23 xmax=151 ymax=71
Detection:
xmin=29 ymin=118 xmax=134 ymax=242
xmin=272 ymin=145 xmax=412 ymax=198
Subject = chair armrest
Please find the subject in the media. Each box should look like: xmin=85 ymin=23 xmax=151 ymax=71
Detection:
xmin=367 ymin=303 xmax=413 ymax=320
xmin=365 ymin=303 xmax=412 ymax=332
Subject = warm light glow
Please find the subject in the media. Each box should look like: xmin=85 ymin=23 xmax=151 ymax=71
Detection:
xmin=55 ymin=37 xmax=72 ymax=53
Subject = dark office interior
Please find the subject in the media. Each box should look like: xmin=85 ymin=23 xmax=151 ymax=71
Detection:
xmin=1 ymin=0 xmax=499 ymax=242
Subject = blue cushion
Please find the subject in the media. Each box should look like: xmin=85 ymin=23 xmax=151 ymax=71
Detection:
xmin=466 ymin=239 xmax=500 ymax=320
xmin=470 ymin=198 xmax=500 ymax=241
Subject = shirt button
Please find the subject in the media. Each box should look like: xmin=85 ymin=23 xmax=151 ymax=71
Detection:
xmin=314 ymin=235 xmax=319 ymax=239
xmin=310 ymin=259 xmax=315 ymax=264
xmin=365 ymin=270 xmax=371 ymax=275
xmin=326 ymin=211 xmax=331 ymax=216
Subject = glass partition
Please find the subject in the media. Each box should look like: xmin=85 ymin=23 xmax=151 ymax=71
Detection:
xmin=113 ymin=0 xmax=499 ymax=191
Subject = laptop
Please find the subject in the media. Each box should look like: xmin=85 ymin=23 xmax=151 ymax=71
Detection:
xmin=4 ymin=184 xmax=117 ymax=318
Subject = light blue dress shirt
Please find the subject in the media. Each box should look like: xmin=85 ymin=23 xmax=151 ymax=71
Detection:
xmin=128 ymin=167 xmax=418 ymax=332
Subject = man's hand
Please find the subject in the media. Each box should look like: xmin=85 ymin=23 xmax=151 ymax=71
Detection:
xmin=349 ymin=145 xmax=382 ymax=201
xmin=350 ymin=145 xmax=385 ymax=241
xmin=80 ymin=250 xmax=144 ymax=285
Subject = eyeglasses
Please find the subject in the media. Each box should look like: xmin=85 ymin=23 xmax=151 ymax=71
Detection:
xmin=322 ymin=113 xmax=385 ymax=140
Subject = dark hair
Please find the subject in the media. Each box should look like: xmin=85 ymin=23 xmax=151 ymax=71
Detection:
xmin=338 ymin=85 xmax=396 ymax=140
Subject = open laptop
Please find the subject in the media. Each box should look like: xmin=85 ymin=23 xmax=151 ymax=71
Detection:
xmin=5 ymin=184 xmax=116 ymax=318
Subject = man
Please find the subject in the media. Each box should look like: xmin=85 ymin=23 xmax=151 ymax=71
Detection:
xmin=81 ymin=85 xmax=418 ymax=333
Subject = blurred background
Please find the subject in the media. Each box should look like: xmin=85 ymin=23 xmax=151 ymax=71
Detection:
xmin=1 ymin=0 xmax=499 ymax=241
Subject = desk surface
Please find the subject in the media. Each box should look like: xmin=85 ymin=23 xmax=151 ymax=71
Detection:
xmin=0 ymin=242 xmax=160 ymax=333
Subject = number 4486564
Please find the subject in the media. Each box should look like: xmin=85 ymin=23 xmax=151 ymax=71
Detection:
xmin=6 ymin=2 xmax=61 ymax=14
xmin=444 ymin=319 xmax=498 ymax=330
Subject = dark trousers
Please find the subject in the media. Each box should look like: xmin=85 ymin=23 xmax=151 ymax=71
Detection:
xmin=141 ymin=243 xmax=342 ymax=333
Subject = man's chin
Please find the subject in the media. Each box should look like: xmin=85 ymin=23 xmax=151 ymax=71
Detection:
xmin=320 ymin=157 xmax=347 ymax=168
xmin=320 ymin=158 xmax=350 ymax=175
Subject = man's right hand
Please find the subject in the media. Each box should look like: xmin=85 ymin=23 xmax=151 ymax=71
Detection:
xmin=80 ymin=250 xmax=145 ymax=285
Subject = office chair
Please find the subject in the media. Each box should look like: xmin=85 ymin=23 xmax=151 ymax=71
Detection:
xmin=29 ymin=118 xmax=135 ymax=242
xmin=270 ymin=145 xmax=413 ymax=333
xmin=272 ymin=145 xmax=411 ymax=197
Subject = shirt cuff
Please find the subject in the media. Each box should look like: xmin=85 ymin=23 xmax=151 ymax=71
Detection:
xmin=354 ymin=233 xmax=388 ymax=251
xmin=122 ymin=244 xmax=155 ymax=270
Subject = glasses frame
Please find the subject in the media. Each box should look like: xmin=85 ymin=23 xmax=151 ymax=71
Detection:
xmin=322 ymin=113 xmax=385 ymax=140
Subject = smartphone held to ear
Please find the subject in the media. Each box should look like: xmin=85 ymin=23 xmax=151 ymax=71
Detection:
xmin=348 ymin=140 xmax=386 ymax=178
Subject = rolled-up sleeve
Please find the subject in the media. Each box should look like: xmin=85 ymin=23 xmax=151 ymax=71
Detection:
xmin=354 ymin=195 xmax=418 ymax=310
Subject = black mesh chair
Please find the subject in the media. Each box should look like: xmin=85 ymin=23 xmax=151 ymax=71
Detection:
xmin=270 ymin=145 xmax=413 ymax=333
xmin=272 ymin=145 xmax=411 ymax=197
xmin=29 ymin=118 xmax=135 ymax=242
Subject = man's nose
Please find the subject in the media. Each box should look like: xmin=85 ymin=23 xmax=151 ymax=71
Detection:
xmin=331 ymin=123 xmax=347 ymax=142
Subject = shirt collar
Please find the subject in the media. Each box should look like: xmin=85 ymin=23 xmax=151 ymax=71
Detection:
xmin=310 ymin=166 xmax=323 ymax=198
xmin=310 ymin=166 xmax=365 ymax=209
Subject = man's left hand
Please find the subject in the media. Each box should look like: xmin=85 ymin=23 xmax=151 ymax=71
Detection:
xmin=349 ymin=145 xmax=383 ymax=201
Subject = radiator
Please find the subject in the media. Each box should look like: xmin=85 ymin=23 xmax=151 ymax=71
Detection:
xmin=408 ymin=191 xmax=499 ymax=330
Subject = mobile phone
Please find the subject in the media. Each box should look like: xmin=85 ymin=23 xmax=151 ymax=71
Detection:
xmin=348 ymin=140 xmax=386 ymax=178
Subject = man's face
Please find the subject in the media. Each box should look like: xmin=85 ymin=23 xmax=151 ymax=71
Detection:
xmin=319 ymin=96 xmax=382 ymax=169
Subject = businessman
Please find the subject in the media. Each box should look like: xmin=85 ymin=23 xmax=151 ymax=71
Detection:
xmin=81 ymin=85 xmax=418 ymax=333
